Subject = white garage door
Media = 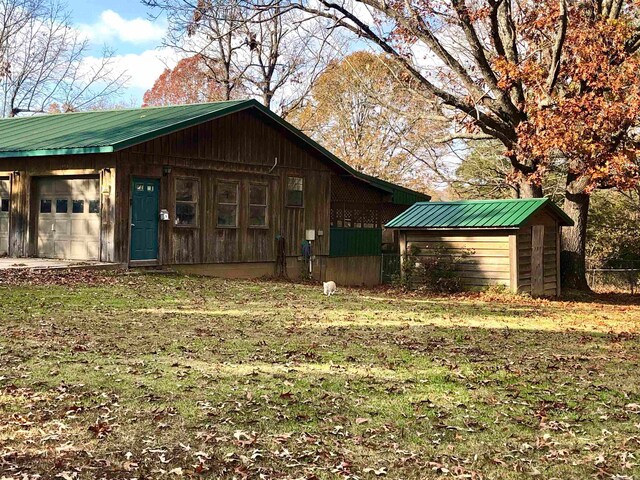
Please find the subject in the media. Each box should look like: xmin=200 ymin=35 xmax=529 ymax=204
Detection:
xmin=37 ymin=177 xmax=100 ymax=260
xmin=0 ymin=178 xmax=9 ymax=256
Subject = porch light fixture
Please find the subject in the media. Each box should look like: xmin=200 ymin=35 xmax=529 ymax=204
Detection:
xmin=163 ymin=165 xmax=172 ymax=176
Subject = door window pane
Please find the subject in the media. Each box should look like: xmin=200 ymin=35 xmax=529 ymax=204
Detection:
xmin=135 ymin=183 xmax=144 ymax=191
xmin=1 ymin=199 xmax=8 ymax=212
xmin=89 ymin=200 xmax=100 ymax=214
xmin=72 ymin=200 xmax=84 ymax=213
xmin=56 ymin=199 xmax=68 ymax=213
xmin=286 ymin=177 xmax=303 ymax=207
xmin=40 ymin=199 xmax=52 ymax=213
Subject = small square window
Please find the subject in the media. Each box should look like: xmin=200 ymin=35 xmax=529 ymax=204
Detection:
xmin=135 ymin=183 xmax=144 ymax=191
xmin=217 ymin=204 xmax=237 ymax=227
xmin=249 ymin=184 xmax=267 ymax=205
xmin=147 ymin=185 xmax=154 ymax=192
xmin=217 ymin=182 xmax=237 ymax=204
xmin=287 ymin=177 xmax=303 ymax=207
xmin=56 ymin=199 xmax=68 ymax=213
xmin=72 ymin=200 xmax=84 ymax=214
xmin=89 ymin=200 xmax=100 ymax=214
xmin=40 ymin=199 xmax=52 ymax=213
xmin=176 ymin=203 xmax=196 ymax=225
xmin=0 ymin=199 xmax=8 ymax=212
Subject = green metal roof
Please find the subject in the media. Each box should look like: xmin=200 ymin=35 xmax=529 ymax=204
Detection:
xmin=0 ymin=99 xmax=428 ymax=203
xmin=0 ymin=100 xmax=249 ymax=156
xmin=385 ymin=198 xmax=574 ymax=229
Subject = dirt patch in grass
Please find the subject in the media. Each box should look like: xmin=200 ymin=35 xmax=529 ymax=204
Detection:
xmin=1 ymin=272 xmax=639 ymax=479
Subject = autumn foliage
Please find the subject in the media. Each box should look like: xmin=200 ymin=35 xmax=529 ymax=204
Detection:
xmin=508 ymin=5 xmax=640 ymax=193
xmin=142 ymin=55 xmax=226 ymax=107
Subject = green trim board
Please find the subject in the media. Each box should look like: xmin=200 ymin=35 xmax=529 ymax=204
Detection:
xmin=0 ymin=100 xmax=429 ymax=203
xmin=385 ymin=198 xmax=574 ymax=229
xmin=329 ymin=228 xmax=383 ymax=257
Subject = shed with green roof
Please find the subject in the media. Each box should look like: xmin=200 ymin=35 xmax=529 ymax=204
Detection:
xmin=0 ymin=100 xmax=428 ymax=285
xmin=385 ymin=198 xmax=574 ymax=296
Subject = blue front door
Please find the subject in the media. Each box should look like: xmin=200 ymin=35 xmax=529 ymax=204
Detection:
xmin=130 ymin=178 xmax=159 ymax=261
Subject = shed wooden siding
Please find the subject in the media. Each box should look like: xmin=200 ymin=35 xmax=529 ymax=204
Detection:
xmin=112 ymin=109 xmax=333 ymax=265
xmin=517 ymin=211 xmax=560 ymax=296
xmin=403 ymin=230 xmax=513 ymax=288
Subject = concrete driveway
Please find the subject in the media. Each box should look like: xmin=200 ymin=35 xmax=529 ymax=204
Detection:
xmin=0 ymin=257 xmax=119 ymax=270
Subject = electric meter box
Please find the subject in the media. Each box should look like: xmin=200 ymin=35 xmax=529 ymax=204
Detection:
xmin=160 ymin=209 xmax=170 ymax=221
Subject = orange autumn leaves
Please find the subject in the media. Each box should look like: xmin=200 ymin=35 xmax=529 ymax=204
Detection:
xmin=493 ymin=6 xmax=640 ymax=192
xmin=143 ymin=55 xmax=227 ymax=107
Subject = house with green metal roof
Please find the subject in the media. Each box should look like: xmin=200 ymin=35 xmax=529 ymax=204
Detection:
xmin=385 ymin=198 xmax=573 ymax=296
xmin=0 ymin=99 xmax=428 ymax=285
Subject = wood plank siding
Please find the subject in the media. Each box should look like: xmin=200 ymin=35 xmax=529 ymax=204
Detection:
xmin=403 ymin=230 xmax=513 ymax=288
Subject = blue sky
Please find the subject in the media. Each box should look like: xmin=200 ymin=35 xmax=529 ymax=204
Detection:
xmin=66 ymin=0 xmax=175 ymax=104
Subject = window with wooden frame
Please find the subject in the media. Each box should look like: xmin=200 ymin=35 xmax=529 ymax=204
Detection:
xmin=217 ymin=181 xmax=238 ymax=227
xmin=175 ymin=178 xmax=199 ymax=226
xmin=286 ymin=176 xmax=304 ymax=207
xmin=248 ymin=183 xmax=268 ymax=228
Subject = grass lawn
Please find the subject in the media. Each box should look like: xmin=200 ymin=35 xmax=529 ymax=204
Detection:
xmin=1 ymin=271 xmax=639 ymax=479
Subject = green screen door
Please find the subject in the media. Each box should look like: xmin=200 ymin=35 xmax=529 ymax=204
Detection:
xmin=130 ymin=178 xmax=159 ymax=261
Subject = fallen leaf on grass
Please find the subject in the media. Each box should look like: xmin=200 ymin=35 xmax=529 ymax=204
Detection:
xmin=364 ymin=467 xmax=388 ymax=476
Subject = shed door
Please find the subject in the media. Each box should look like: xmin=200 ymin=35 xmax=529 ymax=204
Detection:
xmin=0 ymin=178 xmax=9 ymax=255
xmin=37 ymin=177 xmax=100 ymax=260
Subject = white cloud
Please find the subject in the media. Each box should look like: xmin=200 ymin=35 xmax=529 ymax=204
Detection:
xmin=80 ymin=10 xmax=166 ymax=45
xmin=84 ymin=47 xmax=181 ymax=92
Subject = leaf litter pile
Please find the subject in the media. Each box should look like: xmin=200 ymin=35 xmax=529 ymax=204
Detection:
xmin=0 ymin=272 xmax=639 ymax=479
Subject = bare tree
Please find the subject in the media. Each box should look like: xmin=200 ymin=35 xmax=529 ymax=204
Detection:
xmin=143 ymin=0 xmax=338 ymax=116
xmin=0 ymin=0 xmax=128 ymax=117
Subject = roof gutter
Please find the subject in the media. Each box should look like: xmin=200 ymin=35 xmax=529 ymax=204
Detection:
xmin=0 ymin=146 xmax=114 ymax=158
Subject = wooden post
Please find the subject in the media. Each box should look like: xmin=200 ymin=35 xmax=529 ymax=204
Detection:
xmin=556 ymin=221 xmax=562 ymax=297
xmin=531 ymin=225 xmax=545 ymax=296
xmin=99 ymin=167 xmax=116 ymax=262
xmin=399 ymin=230 xmax=407 ymax=282
xmin=8 ymin=171 xmax=30 ymax=258
xmin=509 ymin=234 xmax=519 ymax=294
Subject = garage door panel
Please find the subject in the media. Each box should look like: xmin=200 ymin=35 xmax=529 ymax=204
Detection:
xmin=71 ymin=218 xmax=87 ymax=236
xmin=54 ymin=240 xmax=70 ymax=259
xmin=37 ymin=177 xmax=100 ymax=261
xmin=87 ymin=218 xmax=100 ymax=236
xmin=56 ymin=218 xmax=71 ymax=235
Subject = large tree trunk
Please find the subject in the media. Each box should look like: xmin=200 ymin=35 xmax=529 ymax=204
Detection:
xmin=561 ymin=189 xmax=591 ymax=291
xmin=519 ymin=180 xmax=543 ymax=198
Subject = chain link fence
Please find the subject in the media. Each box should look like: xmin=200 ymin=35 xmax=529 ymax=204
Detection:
xmin=587 ymin=260 xmax=640 ymax=293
